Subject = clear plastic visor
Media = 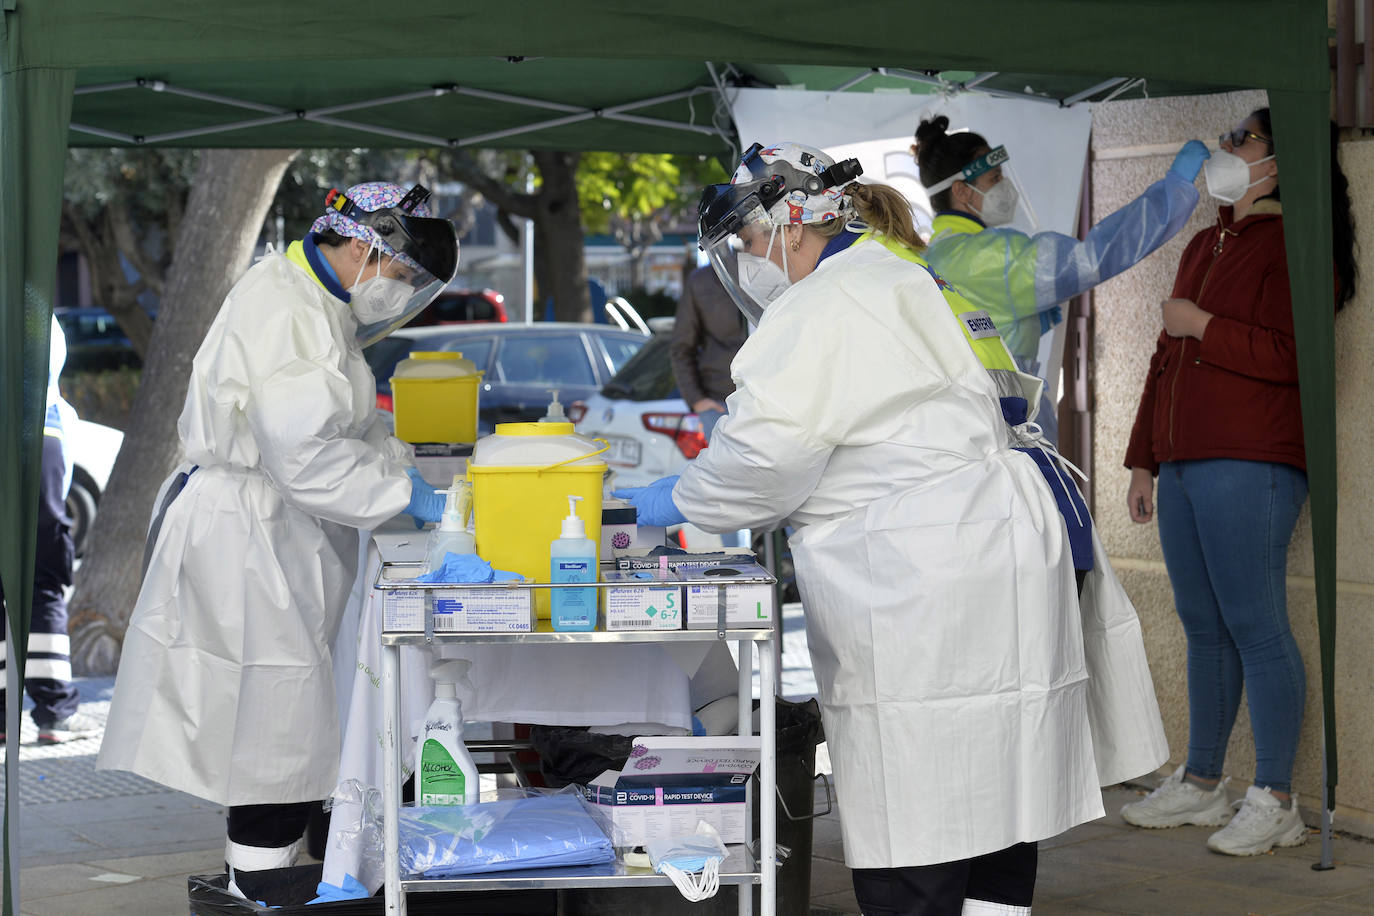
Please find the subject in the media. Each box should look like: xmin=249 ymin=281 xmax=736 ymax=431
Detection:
xmin=701 ymin=203 xmax=775 ymax=326
xmin=350 ymin=242 xmax=453 ymax=347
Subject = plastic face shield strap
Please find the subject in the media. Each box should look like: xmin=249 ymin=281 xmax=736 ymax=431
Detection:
xmin=924 ymin=145 xmax=1010 ymax=196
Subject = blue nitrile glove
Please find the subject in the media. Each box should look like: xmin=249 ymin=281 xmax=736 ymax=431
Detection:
xmin=1038 ymin=305 xmax=1064 ymax=335
xmin=309 ymin=873 xmax=369 ymax=903
xmin=404 ymin=467 xmax=445 ymax=529
xmin=1169 ymin=140 xmax=1211 ymax=182
xmin=612 ymin=475 xmax=687 ymax=527
xmin=416 ymin=552 xmax=524 ymax=584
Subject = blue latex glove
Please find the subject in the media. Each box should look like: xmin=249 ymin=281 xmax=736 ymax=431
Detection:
xmin=612 ymin=475 xmax=686 ymax=527
xmin=309 ymin=873 xmax=369 ymax=903
xmin=404 ymin=467 xmax=445 ymax=529
xmin=1169 ymin=140 xmax=1211 ymax=182
xmin=1037 ymin=305 xmax=1063 ymax=335
xmin=416 ymin=552 xmax=523 ymax=584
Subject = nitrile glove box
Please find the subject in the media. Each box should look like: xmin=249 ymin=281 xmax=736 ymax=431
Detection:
xmin=379 ymin=565 xmax=532 ymax=633
xmin=602 ymin=570 xmax=683 ymax=631
xmin=580 ymin=736 xmax=760 ymax=846
xmin=683 ymin=561 xmax=775 ymax=629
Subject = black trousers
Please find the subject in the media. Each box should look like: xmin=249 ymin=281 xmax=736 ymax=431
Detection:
xmin=1 ymin=434 xmax=80 ymax=727
xmin=852 ymin=842 xmax=1037 ymax=915
xmin=227 ymin=802 xmax=315 ymax=853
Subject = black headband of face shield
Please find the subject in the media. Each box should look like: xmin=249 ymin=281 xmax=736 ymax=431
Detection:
xmin=698 ymin=144 xmax=864 ymax=247
xmin=323 ymin=184 xmax=459 ymax=281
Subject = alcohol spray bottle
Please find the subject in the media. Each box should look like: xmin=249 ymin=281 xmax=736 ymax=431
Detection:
xmin=418 ymin=659 xmax=480 ymax=805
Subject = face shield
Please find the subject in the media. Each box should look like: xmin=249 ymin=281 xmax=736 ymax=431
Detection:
xmin=323 ymin=184 xmax=460 ymax=346
xmin=698 ymin=142 xmax=862 ymax=324
xmin=923 ymin=145 xmax=1039 ymax=230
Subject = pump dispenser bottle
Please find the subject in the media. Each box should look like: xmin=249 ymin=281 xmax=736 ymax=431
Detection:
xmin=419 ymin=659 xmax=480 ymax=805
xmin=549 ymin=494 xmax=597 ymax=631
xmin=422 ymin=475 xmax=476 ymax=574
xmin=540 ymin=388 xmax=567 ymax=423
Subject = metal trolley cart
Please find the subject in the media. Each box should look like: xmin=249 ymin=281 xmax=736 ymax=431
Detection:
xmin=375 ymin=565 xmax=780 ymax=916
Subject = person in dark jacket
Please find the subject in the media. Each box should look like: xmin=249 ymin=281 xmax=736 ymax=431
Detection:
xmin=670 ymin=255 xmax=745 ymax=442
xmin=1119 ymin=108 xmax=1357 ymax=856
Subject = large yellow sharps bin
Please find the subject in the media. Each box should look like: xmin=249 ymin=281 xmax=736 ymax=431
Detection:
xmin=467 ymin=422 xmax=608 ymax=620
xmin=391 ymin=351 xmax=482 ymax=443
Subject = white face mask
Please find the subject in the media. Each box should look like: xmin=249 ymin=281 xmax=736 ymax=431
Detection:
xmin=351 ymin=275 xmax=414 ymax=324
xmin=970 ymin=179 xmax=1019 ymax=227
xmin=737 ymin=227 xmax=792 ymax=307
xmin=1203 ymin=149 xmax=1275 ymax=205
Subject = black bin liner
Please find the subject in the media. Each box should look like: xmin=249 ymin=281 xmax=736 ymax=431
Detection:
xmin=528 ymin=725 xmax=635 ymax=789
xmin=188 ymin=863 xmax=557 ymax=915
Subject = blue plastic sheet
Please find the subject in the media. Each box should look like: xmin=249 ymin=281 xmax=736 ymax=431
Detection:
xmin=398 ymin=794 xmax=615 ymax=878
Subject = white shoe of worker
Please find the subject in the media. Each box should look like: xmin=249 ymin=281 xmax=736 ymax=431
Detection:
xmin=1206 ymin=785 xmax=1308 ymax=856
xmin=1120 ymin=764 xmax=1232 ymax=828
xmin=36 ymin=711 xmax=103 ymax=745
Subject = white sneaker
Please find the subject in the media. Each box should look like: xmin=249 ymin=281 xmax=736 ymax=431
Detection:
xmin=36 ymin=711 xmax=102 ymax=745
xmin=1120 ymin=765 xmax=1232 ymax=828
xmin=1206 ymin=785 xmax=1308 ymax=856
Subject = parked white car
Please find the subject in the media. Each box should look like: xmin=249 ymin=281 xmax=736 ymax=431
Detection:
xmin=65 ymin=417 xmax=123 ymax=557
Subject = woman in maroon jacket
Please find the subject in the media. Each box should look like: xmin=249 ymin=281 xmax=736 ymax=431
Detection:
xmin=1119 ymin=108 xmax=1357 ymax=856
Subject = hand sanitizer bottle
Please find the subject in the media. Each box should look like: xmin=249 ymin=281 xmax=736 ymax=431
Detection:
xmin=550 ymin=494 xmax=597 ymax=631
xmin=540 ymin=388 xmax=568 ymax=423
xmin=422 ymin=476 xmax=476 ymax=575
xmin=419 ymin=659 xmax=480 ymax=805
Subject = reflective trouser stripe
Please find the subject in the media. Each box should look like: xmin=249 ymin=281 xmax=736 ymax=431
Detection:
xmin=226 ymin=838 xmax=304 ymax=872
xmin=28 ymin=632 xmax=69 ymax=654
xmin=24 ymin=658 xmax=72 ymax=682
xmin=962 ymin=900 xmax=1031 ymax=915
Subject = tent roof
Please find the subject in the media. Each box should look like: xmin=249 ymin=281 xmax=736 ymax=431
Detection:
xmin=6 ymin=0 xmax=1324 ymax=152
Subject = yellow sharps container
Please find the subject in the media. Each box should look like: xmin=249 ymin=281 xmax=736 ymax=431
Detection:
xmin=467 ymin=423 xmax=608 ymax=620
xmin=390 ymin=351 xmax=482 ymax=443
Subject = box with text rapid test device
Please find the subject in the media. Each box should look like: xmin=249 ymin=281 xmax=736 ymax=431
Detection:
xmin=581 ymin=736 xmax=761 ymax=846
xmin=379 ymin=564 xmax=532 ymax=632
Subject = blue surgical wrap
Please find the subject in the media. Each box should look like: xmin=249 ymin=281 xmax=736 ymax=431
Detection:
xmin=398 ymin=794 xmax=615 ymax=877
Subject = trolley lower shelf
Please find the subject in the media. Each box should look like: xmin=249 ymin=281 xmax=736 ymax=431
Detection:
xmin=398 ymin=847 xmax=761 ymax=892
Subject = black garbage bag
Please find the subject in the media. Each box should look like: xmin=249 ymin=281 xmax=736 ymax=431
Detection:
xmin=528 ymin=725 xmax=636 ymax=789
xmin=188 ymin=863 xmax=556 ymax=915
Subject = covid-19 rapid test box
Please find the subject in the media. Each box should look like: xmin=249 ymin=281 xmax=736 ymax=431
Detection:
xmin=581 ymin=736 xmax=760 ymax=847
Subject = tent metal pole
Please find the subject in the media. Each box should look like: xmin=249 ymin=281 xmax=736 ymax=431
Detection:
xmin=68 ymin=122 xmax=139 ymax=143
xmin=6 ymin=635 xmax=20 ymax=916
xmin=833 ymin=69 xmax=878 ymax=92
xmin=601 ymin=111 xmax=723 ymax=137
xmin=72 ymin=80 xmax=141 ymax=95
xmin=143 ymin=113 xmax=299 ymax=144
xmin=458 ymin=112 xmax=595 ymax=146
xmin=879 ymin=67 xmax=1061 ymax=106
xmin=959 ymin=72 xmax=1000 ymax=90
xmin=1316 ymin=729 xmax=1335 ymax=870
xmin=1061 ymin=77 xmax=1129 ymax=107
xmin=306 ymin=114 xmax=453 ymax=147
xmin=147 ymin=81 xmax=287 ymax=114
xmin=1099 ymin=78 xmax=1145 ymax=104
xmin=453 ymin=84 xmax=586 ymax=112
xmin=309 ymin=87 xmax=456 ymax=117
xmin=603 ymin=86 xmax=716 ymax=114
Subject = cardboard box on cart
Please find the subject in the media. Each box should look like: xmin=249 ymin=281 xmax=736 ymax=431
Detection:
xmin=613 ymin=551 xmax=774 ymax=630
xmin=378 ymin=564 xmax=532 ymax=632
xmin=580 ymin=736 xmax=761 ymax=847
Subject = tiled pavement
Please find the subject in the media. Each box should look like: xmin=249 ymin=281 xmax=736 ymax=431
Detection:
xmin=10 ymin=609 xmax=1374 ymax=914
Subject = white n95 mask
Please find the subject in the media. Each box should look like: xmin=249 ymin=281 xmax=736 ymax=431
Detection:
xmin=971 ymin=180 xmax=1019 ymax=227
xmin=737 ymin=251 xmax=791 ymax=307
xmin=351 ymin=275 xmax=414 ymax=324
xmin=1203 ymin=149 xmax=1275 ymax=205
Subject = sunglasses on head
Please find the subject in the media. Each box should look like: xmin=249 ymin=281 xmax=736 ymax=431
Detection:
xmin=1220 ymin=127 xmax=1271 ymax=149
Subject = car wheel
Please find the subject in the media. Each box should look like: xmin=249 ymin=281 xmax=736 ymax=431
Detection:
xmin=66 ymin=470 xmax=99 ymax=559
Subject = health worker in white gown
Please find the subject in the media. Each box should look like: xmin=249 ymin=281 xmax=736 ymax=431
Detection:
xmin=98 ymin=181 xmax=458 ymax=893
xmin=615 ymin=142 xmax=1165 ymax=916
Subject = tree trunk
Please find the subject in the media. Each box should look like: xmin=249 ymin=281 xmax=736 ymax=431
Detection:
xmin=68 ymin=148 xmax=297 ymax=675
xmin=531 ymin=150 xmax=590 ymax=324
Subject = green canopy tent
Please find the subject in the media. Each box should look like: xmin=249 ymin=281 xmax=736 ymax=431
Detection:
xmin=1 ymin=0 xmax=1337 ymax=908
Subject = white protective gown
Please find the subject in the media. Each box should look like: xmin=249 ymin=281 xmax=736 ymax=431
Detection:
xmin=674 ymin=238 xmax=1104 ymax=868
xmin=98 ymin=251 xmax=414 ymax=806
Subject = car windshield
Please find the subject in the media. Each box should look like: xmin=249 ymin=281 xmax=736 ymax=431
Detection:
xmin=599 ymin=335 xmax=645 ymax=375
xmin=601 ymin=333 xmax=678 ymax=401
xmin=496 ymin=334 xmax=594 ymax=385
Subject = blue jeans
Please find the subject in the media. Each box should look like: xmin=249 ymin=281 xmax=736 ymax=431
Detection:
xmin=1156 ymin=459 xmax=1307 ymax=794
